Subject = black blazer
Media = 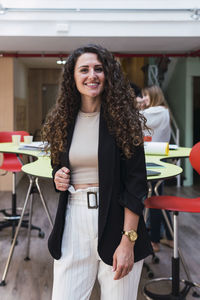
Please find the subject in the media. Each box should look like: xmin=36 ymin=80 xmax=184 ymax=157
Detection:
xmin=48 ymin=109 xmax=153 ymax=265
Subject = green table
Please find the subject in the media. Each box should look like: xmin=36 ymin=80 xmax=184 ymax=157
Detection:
xmin=145 ymin=147 xmax=191 ymax=181
xmin=21 ymin=147 xmax=190 ymax=180
xmin=0 ymin=143 xmax=190 ymax=180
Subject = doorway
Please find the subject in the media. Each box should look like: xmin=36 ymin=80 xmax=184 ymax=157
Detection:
xmin=42 ymin=84 xmax=58 ymax=124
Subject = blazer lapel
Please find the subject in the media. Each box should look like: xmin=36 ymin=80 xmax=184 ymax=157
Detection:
xmin=98 ymin=108 xmax=116 ymax=240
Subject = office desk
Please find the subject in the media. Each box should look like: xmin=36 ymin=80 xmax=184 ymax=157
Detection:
xmin=0 ymin=143 xmax=52 ymax=286
xmin=0 ymin=143 xmax=53 ymax=222
xmin=145 ymin=147 xmax=190 ymax=181
xmin=21 ymin=147 xmax=191 ymax=180
xmin=0 ymin=143 xmax=52 ymax=178
xmin=0 ymin=143 xmax=190 ymax=179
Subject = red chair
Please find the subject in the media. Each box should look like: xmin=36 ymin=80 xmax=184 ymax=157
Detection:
xmin=143 ymin=142 xmax=200 ymax=299
xmin=0 ymin=131 xmax=35 ymax=238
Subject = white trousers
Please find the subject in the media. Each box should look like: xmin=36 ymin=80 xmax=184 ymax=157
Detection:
xmin=52 ymin=187 xmax=143 ymax=300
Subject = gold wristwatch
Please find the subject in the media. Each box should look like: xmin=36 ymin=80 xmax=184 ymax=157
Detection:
xmin=122 ymin=229 xmax=138 ymax=243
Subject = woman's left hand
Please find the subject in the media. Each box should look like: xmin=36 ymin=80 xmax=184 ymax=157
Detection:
xmin=112 ymin=236 xmax=134 ymax=280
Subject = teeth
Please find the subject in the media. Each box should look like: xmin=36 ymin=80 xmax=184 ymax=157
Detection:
xmin=87 ymin=83 xmax=98 ymax=86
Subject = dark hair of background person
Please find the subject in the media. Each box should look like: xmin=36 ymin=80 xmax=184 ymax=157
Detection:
xmin=130 ymin=82 xmax=142 ymax=98
xmin=42 ymin=44 xmax=147 ymax=165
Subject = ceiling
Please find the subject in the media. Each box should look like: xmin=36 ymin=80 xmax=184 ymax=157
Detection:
xmin=1 ymin=36 xmax=200 ymax=53
xmin=1 ymin=2 xmax=200 ymax=68
xmin=2 ymin=36 xmax=200 ymax=68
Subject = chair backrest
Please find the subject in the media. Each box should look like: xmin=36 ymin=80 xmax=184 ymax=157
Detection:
xmin=189 ymin=142 xmax=200 ymax=175
xmin=0 ymin=131 xmax=29 ymax=143
xmin=0 ymin=131 xmax=30 ymax=171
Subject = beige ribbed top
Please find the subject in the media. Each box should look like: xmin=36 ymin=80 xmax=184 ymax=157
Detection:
xmin=69 ymin=111 xmax=100 ymax=184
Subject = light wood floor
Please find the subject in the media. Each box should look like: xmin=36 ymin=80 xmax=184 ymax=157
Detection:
xmin=0 ymin=177 xmax=200 ymax=300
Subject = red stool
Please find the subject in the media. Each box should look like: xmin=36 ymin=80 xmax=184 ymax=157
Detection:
xmin=143 ymin=142 xmax=200 ymax=299
xmin=0 ymin=131 xmax=43 ymax=239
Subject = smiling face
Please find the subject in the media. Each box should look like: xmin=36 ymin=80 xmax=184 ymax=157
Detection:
xmin=74 ymin=53 xmax=105 ymax=102
xmin=142 ymin=92 xmax=151 ymax=107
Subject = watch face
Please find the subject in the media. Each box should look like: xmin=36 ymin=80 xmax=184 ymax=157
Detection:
xmin=129 ymin=231 xmax=137 ymax=242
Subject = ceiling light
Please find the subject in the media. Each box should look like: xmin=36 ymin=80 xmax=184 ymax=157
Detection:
xmin=191 ymin=8 xmax=200 ymax=20
xmin=56 ymin=57 xmax=66 ymax=65
xmin=0 ymin=4 xmax=5 ymax=15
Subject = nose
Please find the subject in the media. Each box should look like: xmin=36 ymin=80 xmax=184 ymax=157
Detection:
xmin=88 ymin=68 xmax=97 ymax=79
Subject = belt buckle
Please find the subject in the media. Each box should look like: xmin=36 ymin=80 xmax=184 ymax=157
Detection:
xmin=87 ymin=191 xmax=98 ymax=209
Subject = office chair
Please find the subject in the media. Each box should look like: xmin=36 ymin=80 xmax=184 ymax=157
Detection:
xmin=0 ymin=131 xmax=43 ymax=239
xmin=143 ymin=142 xmax=200 ymax=299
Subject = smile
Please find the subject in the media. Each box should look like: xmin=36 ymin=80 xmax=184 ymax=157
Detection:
xmin=85 ymin=82 xmax=99 ymax=86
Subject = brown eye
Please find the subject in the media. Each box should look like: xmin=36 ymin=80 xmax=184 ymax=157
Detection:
xmin=80 ymin=68 xmax=88 ymax=73
xmin=95 ymin=67 xmax=103 ymax=73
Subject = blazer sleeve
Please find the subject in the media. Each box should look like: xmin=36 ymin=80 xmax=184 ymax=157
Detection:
xmin=51 ymin=161 xmax=62 ymax=193
xmin=119 ymin=145 xmax=148 ymax=216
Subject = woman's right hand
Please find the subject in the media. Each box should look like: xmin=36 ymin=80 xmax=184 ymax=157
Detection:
xmin=54 ymin=167 xmax=70 ymax=191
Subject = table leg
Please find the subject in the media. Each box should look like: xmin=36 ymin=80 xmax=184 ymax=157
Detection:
xmin=24 ymin=191 xmax=33 ymax=261
xmin=0 ymin=174 xmax=53 ymax=286
xmin=35 ymin=177 xmax=53 ymax=228
xmin=0 ymin=177 xmax=33 ymax=286
xmin=144 ymin=182 xmax=153 ymax=222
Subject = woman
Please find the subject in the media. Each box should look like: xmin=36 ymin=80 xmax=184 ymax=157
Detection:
xmin=138 ymin=85 xmax=173 ymax=252
xmin=138 ymin=85 xmax=171 ymax=143
xmin=42 ymin=44 xmax=153 ymax=300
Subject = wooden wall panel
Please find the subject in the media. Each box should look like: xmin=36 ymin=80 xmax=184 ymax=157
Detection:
xmin=120 ymin=57 xmax=148 ymax=88
xmin=15 ymin=98 xmax=27 ymax=131
xmin=0 ymin=58 xmax=14 ymax=191
xmin=0 ymin=58 xmax=14 ymax=130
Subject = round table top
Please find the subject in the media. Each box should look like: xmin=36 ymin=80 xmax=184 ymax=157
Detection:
xmin=0 ymin=143 xmax=191 ymax=180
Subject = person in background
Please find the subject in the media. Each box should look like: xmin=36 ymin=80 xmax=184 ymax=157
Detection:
xmin=137 ymin=85 xmax=173 ymax=253
xmin=42 ymin=44 xmax=153 ymax=300
xmin=138 ymin=85 xmax=170 ymax=143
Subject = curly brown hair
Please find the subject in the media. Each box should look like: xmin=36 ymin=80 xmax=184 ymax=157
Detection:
xmin=42 ymin=44 xmax=147 ymax=165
